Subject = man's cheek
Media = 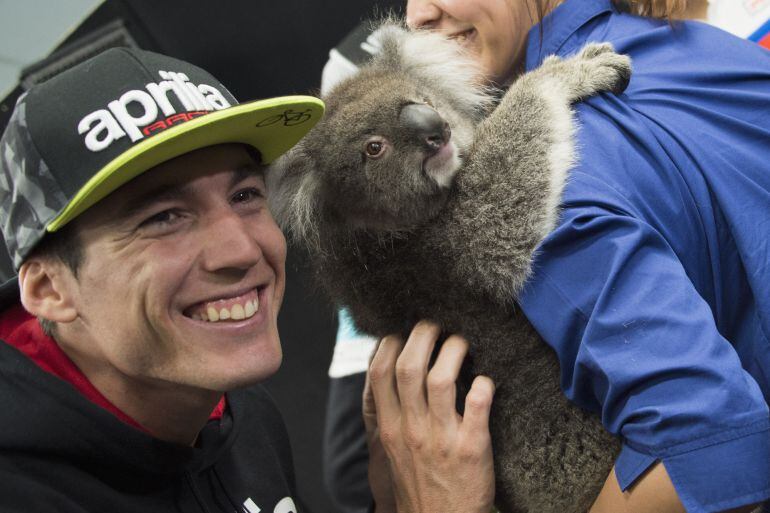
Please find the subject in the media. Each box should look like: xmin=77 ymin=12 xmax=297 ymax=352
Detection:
xmin=270 ymin=226 xmax=288 ymax=265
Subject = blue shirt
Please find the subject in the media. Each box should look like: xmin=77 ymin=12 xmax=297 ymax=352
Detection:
xmin=518 ymin=1 xmax=770 ymax=511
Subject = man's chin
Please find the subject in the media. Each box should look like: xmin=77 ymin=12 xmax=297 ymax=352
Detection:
xmin=193 ymin=345 xmax=283 ymax=393
xmin=167 ymin=316 xmax=284 ymax=390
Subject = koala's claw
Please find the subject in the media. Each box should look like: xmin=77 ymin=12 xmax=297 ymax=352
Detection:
xmin=581 ymin=43 xmax=632 ymax=95
xmin=576 ymin=42 xmax=632 ymax=96
xmin=611 ymin=60 xmax=632 ymax=95
xmin=535 ymin=42 xmax=632 ymax=101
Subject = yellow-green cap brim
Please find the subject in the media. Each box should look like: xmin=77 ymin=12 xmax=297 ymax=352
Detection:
xmin=46 ymin=95 xmax=324 ymax=232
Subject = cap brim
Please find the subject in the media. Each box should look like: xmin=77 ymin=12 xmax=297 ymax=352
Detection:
xmin=46 ymin=95 xmax=324 ymax=232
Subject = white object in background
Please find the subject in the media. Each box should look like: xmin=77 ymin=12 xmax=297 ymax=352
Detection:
xmin=328 ymin=309 xmax=377 ymax=378
xmin=320 ymin=49 xmax=360 ymax=97
xmin=320 ymin=26 xmax=384 ymax=96
xmin=708 ymin=0 xmax=770 ymax=44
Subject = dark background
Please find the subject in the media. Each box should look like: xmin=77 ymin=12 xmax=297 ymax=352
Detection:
xmin=0 ymin=1 xmax=403 ymax=511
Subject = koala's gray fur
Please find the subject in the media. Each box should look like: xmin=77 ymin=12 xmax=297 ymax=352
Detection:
xmin=269 ymin=23 xmax=631 ymax=513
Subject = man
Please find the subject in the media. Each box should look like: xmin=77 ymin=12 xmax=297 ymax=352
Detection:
xmin=0 ymin=47 xmax=495 ymax=513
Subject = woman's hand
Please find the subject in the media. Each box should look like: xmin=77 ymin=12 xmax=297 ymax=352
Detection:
xmin=364 ymin=321 xmax=496 ymax=513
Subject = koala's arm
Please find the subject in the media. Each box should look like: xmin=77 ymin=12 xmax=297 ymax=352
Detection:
xmin=437 ymin=43 xmax=631 ymax=305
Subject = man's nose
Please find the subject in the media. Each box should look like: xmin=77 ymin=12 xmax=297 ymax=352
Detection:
xmin=405 ymin=0 xmax=443 ymax=29
xmin=200 ymin=210 xmax=262 ymax=273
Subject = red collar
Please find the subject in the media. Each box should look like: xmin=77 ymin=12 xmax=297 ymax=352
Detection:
xmin=0 ymin=303 xmax=225 ymax=432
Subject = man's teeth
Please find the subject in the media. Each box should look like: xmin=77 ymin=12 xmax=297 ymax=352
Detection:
xmin=192 ymin=298 xmax=259 ymax=322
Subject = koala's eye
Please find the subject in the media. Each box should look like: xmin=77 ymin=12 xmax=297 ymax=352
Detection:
xmin=366 ymin=142 xmax=382 ymax=156
xmin=365 ymin=139 xmax=386 ymax=159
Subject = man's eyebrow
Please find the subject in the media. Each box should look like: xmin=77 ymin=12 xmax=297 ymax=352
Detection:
xmin=115 ymin=184 xmax=185 ymax=222
xmin=115 ymin=163 xmax=264 ymax=222
xmin=229 ymin=163 xmax=265 ymax=189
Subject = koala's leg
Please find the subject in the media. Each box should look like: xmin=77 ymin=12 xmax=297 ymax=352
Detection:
xmin=462 ymin=311 xmax=619 ymax=513
xmin=433 ymin=44 xmax=630 ymax=306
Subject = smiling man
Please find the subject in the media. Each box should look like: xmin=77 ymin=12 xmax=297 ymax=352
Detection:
xmin=0 ymin=47 xmax=325 ymax=513
xmin=0 ymin=47 xmax=496 ymax=513
xmin=35 ymin=145 xmax=288 ymax=444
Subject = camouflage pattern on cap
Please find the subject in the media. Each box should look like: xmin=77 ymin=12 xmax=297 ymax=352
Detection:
xmin=0 ymin=47 xmax=324 ymax=273
xmin=0 ymin=93 xmax=68 ymax=270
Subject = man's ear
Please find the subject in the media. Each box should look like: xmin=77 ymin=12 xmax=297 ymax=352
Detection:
xmin=18 ymin=258 xmax=78 ymax=323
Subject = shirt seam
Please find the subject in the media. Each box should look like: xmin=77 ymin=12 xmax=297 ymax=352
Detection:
xmin=689 ymin=487 xmax=770 ymax=513
xmin=623 ymin=418 xmax=769 ymax=457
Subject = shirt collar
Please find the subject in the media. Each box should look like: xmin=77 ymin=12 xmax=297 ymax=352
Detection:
xmin=525 ymin=0 xmax=616 ymax=71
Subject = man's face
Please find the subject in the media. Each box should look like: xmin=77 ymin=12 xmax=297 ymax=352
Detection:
xmin=57 ymin=144 xmax=286 ymax=394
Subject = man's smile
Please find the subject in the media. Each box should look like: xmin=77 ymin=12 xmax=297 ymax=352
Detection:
xmin=184 ymin=286 xmax=266 ymax=323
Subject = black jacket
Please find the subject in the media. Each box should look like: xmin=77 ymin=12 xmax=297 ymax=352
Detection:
xmin=0 ymin=281 xmax=298 ymax=513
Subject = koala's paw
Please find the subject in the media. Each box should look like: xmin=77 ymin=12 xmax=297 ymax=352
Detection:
xmin=537 ymin=42 xmax=632 ymax=101
xmin=574 ymin=42 xmax=632 ymax=95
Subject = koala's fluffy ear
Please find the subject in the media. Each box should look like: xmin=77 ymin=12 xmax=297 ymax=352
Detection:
xmin=266 ymin=144 xmax=320 ymax=243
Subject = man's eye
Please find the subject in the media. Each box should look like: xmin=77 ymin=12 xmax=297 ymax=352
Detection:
xmin=139 ymin=210 xmax=180 ymax=227
xmin=232 ymin=187 xmax=264 ymax=204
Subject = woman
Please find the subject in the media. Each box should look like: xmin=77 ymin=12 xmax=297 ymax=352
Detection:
xmin=362 ymin=1 xmax=770 ymax=512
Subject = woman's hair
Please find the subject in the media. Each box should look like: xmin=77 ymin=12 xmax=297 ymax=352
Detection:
xmin=616 ymin=0 xmax=691 ymax=18
xmin=536 ymin=0 xmax=699 ymax=20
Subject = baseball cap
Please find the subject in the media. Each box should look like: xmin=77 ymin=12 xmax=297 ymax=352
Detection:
xmin=0 ymin=47 xmax=324 ymax=272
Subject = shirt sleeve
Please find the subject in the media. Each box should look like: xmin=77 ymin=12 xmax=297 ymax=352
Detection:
xmin=517 ymin=176 xmax=770 ymax=512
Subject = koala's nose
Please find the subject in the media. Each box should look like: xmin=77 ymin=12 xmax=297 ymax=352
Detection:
xmin=399 ymin=103 xmax=451 ymax=154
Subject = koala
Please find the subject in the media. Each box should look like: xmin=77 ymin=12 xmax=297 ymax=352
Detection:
xmin=268 ymin=23 xmax=631 ymax=513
